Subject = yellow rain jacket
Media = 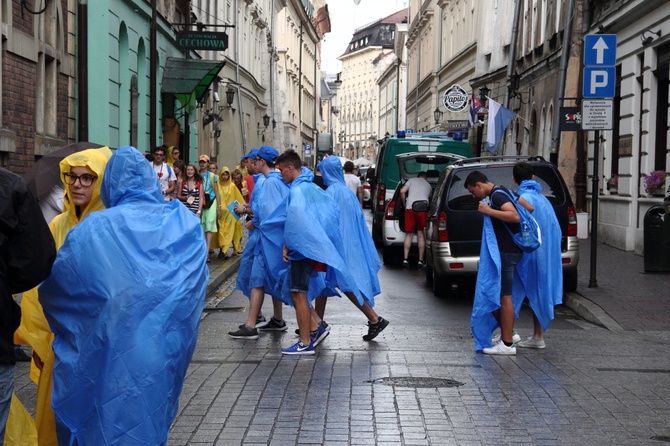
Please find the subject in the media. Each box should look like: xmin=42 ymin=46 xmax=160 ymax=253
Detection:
xmin=14 ymin=146 xmax=112 ymax=446
xmin=217 ymin=166 xmax=245 ymax=254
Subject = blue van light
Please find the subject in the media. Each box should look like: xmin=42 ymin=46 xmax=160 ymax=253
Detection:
xmin=397 ymin=130 xmax=406 ymax=138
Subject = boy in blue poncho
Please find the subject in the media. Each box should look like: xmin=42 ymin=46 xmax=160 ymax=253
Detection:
xmin=274 ymin=150 xmax=361 ymax=355
xmin=465 ymin=170 xmax=534 ymax=355
xmin=512 ymin=162 xmax=563 ymax=349
xmin=316 ymin=156 xmax=389 ymax=341
xmin=230 ymin=146 xmax=289 ymax=338
xmin=39 ymin=146 xmax=208 ymax=445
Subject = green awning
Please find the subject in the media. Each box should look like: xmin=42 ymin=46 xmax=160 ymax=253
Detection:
xmin=161 ymin=58 xmax=225 ymax=110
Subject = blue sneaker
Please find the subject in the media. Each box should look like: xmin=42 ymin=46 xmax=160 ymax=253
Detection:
xmin=281 ymin=340 xmax=315 ymax=355
xmin=310 ymin=325 xmax=330 ymax=347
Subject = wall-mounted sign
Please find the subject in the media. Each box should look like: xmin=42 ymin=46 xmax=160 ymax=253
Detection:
xmin=560 ymin=106 xmax=582 ymax=131
xmin=177 ymin=31 xmax=228 ymax=51
xmin=442 ymin=84 xmax=469 ymax=113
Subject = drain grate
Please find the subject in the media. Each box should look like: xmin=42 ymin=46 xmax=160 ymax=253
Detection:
xmin=369 ymin=377 xmax=465 ymax=388
xmin=191 ymin=359 xmax=261 ymax=365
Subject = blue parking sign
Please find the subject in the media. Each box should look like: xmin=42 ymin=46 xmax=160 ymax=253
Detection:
xmin=583 ymin=66 xmax=616 ymax=98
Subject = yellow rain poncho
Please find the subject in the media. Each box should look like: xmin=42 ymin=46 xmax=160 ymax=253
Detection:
xmin=217 ymin=166 xmax=245 ymax=254
xmin=14 ymin=146 xmax=112 ymax=446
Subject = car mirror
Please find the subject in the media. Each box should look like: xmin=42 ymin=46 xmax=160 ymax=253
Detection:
xmin=412 ymin=200 xmax=429 ymax=212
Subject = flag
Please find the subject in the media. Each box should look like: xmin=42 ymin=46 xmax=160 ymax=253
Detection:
xmin=485 ymin=97 xmax=515 ymax=153
xmin=468 ymin=93 xmax=483 ymax=126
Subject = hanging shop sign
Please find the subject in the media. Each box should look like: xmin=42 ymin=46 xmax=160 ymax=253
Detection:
xmin=177 ymin=31 xmax=229 ymax=51
xmin=442 ymin=84 xmax=469 ymax=113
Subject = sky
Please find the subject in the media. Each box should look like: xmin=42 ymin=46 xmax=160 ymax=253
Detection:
xmin=321 ymin=0 xmax=408 ymax=74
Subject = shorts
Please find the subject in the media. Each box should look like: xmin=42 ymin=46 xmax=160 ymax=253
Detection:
xmin=200 ymin=197 xmax=218 ymax=233
xmin=500 ymin=252 xmax=523 ymax=296
xmin=290 ymin=258 xmax=313 ymax=293
xmin=404 ymin=209 xmax=427 ymax=233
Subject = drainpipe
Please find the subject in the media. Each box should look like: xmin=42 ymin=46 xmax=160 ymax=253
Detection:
xmin=314 ymin=35 xmax=318 ymax=160
xmin=550 ymin=0 xmax=576 ymax=165
xmin=270 ymin=0 xmax=276 ymax=146
xmin=395 ymin=59 xmax=401 ymax=131
xmin=299 ymin=21 xmax=304 ymax=150
xmin=234 ymin=0 xmax=247 ymax=152
xmin=574 ymin=0 xmax=591 ymax=211
xmin=150 ymin=0 xmax=157 ymax=149
xmin=77 ymin=1 xmax=89 ymax=141
xmin=504 ymin=0 xmax=521 ymax=108
xmin=415 ymin=20 xmax=421 ymax=130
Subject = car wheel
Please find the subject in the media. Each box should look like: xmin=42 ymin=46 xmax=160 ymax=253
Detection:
xmin=425 ymin=262 xmax=433 ymax=286
xmin=563 ymin=268 xmax=578 ymax=292
xmin=382 ymin=246 xmax=396 ymax=265
xmin=432 ymin=268 xmax=448 ymax=297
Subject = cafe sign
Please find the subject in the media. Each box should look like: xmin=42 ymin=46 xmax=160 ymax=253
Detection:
xmin=442 ymin=84 xmax=469 ymax=113
xmin=177 ymin=31 xmax=229 ymax=51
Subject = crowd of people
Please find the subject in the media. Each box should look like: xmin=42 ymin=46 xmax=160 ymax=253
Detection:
xmin=149 ymin=145 xmax=255 ymax=261
xmin=1 ymin=144 xmax=389 ymax=444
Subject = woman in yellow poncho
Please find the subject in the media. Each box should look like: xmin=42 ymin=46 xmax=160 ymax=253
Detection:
xmin=14 ymin=147 xmax=112 ymax=446
xmin=217 ymin=166 xmax=245 ymax=258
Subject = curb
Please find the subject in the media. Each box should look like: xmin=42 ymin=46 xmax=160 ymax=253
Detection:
xmin=563 ymin=291 xmax=624 ymax=331
xmin=206 ymin=256 xmax=241 ymax=297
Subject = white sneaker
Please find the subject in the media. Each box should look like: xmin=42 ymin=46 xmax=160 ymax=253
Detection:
xmin=483 ymin=340 xmax=516 ymax=355
xmin=491 ymin=331 xmax=521 ymax=344
xmin=516 ymin=337 xmax=546 ymax=349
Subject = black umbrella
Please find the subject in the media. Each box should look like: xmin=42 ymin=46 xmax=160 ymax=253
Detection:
xmin=22 ymin=141 xmax=105 ymax=201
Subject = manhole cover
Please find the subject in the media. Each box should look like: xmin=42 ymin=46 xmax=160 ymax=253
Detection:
xmin=369 ymin=377 xmax=465 ymax=388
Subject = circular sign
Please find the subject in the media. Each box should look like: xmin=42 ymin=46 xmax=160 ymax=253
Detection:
xmin=442 ymin=84 xmax=469 ymax=113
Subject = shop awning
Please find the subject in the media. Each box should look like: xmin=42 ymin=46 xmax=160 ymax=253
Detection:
xmin=161 ymin=58 xmax=225 ymax=110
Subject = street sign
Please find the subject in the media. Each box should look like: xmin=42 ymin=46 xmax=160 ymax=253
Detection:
xmin=583 ymin=34 xmax=617 ymax=99
xmin=582 ymin=99 xmax=613 ymax=130
xmin=584 ymin=35 xmax=617 ymax=66
xmin=583 ymin=67 xmax=616 ymax=98
xmin=560 ymin=106 xmax=582 ymax=131
xmin=305 ymin=143 xmax=312 ymax=153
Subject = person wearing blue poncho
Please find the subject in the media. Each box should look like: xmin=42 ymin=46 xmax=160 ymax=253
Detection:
xmin=465 ymin=170 xmax=534 ymax=355
xmin=273 ymin=150 xmax=362 ymax=355
xmin=316 ymin=156 xmax=389 ymax=341
xmin=38 ymin=146 xmax=208 ymax=445
xmin=512 ymin=162 xmax=563 ymax=349
xmin=230 ymin=146 xmax=289 ymax=339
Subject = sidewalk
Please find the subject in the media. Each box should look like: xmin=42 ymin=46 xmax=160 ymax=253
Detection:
xmin=564 ymin=239 xmax=670 ymax=332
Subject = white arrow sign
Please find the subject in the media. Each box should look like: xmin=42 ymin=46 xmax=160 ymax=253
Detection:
xmin=592 ymin=37 xmax=609 ymax=65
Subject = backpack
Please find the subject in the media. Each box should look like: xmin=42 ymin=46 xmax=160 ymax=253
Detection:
xmin=493 ymin=187 xmax=542 ymax=253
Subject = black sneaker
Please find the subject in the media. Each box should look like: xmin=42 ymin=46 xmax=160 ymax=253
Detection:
xmin=363 ymin=317 xmax=389 ymax=341
xmin=258 ymin=317 xmax=288 ymax=332
xmin=255 ymin=315 xmax=269 ymax=329
xmin=402 ymin=259 xmax=410 ymax=268
xmin=228 ymin=324 xmax=259 ymax=339
xmin=417 ymin=260 xmax=426 ymax=268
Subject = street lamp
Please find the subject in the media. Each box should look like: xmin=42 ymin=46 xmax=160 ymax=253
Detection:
xmin=476 ymin=86 xmax=490 ymax=157
xmin=263 ymin=113 xmax=270 ymax=130
xmin=225 ymin=87 xmax=236 ymax=107
xmin=433 ymin=107 xmax=443 ymax=125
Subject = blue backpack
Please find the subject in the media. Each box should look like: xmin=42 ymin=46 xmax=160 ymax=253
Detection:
xmin=493 ymin=187 xmax=542 ymax=253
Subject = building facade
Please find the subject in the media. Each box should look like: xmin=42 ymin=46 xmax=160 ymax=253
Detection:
xmin=0 ymin=0 xmax=71 ymax=173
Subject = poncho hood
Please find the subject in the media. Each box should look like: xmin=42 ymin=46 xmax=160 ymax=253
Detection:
xmin=101 ymin=146 xmax=163 ymax=207
xmin=318 ymin=156 xmax=345 ymax=187
xmin=59 ymin=146 xmax=113 ymax=223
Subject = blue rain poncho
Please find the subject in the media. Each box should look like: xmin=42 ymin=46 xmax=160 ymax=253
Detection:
xmin=471 ymin=214 xmax=506 ymax=351
xmin=318 ymin=156 xmax=381 ymax=305
xmin=261 ymin=167 xmax=362 ymax=305
xmin=235 ymin=171 xmax=288 ymax=298
xmin=39 ymin=146 xmax=208 ymax=445
xmin=513 ymin=179 xmax=563 ymax=330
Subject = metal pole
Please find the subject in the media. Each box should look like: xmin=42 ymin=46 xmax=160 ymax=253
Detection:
xmin=588 ymin=130 xmax=600 ymax=287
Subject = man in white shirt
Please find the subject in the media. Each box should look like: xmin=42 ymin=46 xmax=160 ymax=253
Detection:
xmin=343 ymin=161 xmax=363 ymax=207
xmin=399 ymin=171 xmax=431 ymax=268
xmin=152 ymin=146 xmax=176 ymax=201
